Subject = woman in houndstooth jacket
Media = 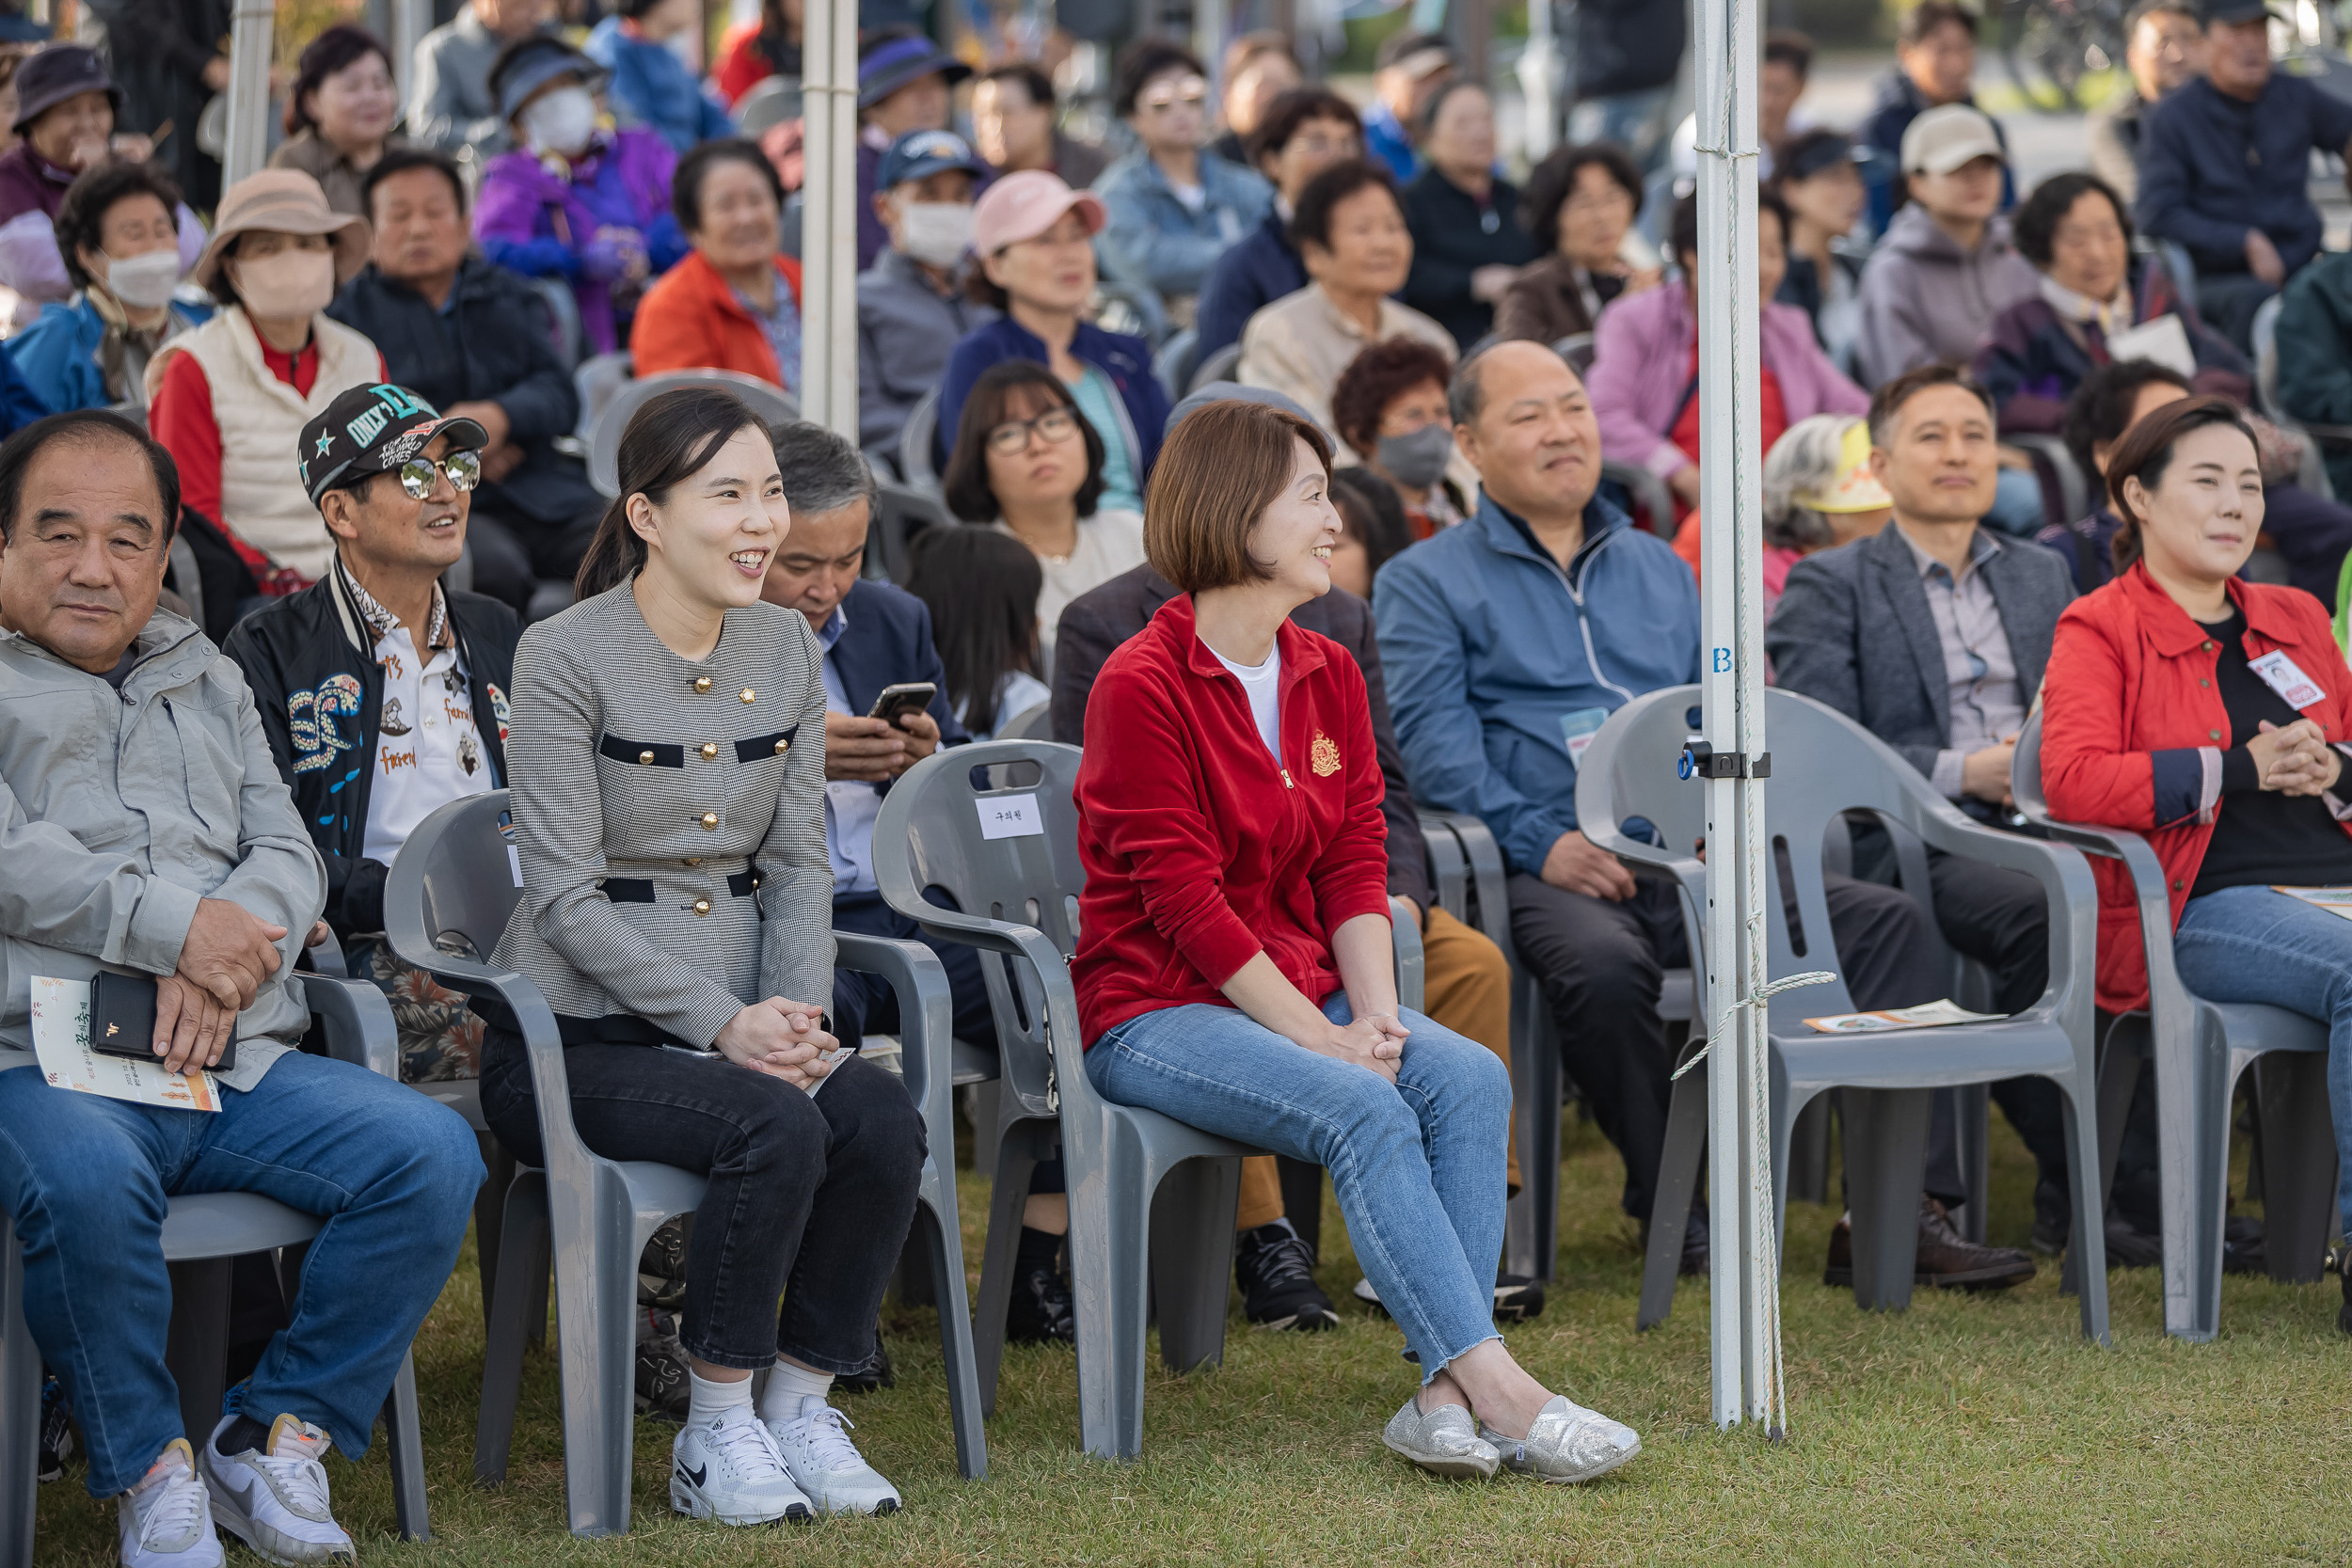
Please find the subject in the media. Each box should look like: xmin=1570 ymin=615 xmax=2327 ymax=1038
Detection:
xmin=474 ymin=387 xmax=924 ymax=1524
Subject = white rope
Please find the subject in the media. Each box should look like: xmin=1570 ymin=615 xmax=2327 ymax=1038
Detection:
xmin=1670 ymin=969 xmax=1836 ymax=1081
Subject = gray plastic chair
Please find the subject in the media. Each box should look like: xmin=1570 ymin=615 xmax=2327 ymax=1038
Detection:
xmin=571 ymin=352 xmax=634 ymax=443
xmin=383 ymin=792 xmax=985 ymax=1537
xmin=1550 ymin=331 xmax=1597 ymax=376
xmin=1188 ymin=343 xmax=1244 ymax=395
xmin=897 ymin=388 xmax=943 ymax=494
xmin=1600 ymin=459 xmax=1678 ymax=540
xmin=2011 ymin=711 xmax=2340 ymax=1339
xmin=589 ymin=372 xmax=800 ymax=498
xmin=871 ymin=741 xmax=1266 ymax=1459
xmin=993 ymin=701 xmax=1054 ymax=743
xmin=734 ymin=73 xmax=802 ymax=137
xmin=868 ymin=481 xmax=953 ymax=582
xmin=1580 ymin=687 xmax=2111 ymax=1339
xmin=1152 ymin=328 xmax=1200 ymax=403
xmin=0 ymin=974 xmax=431 ymax=1562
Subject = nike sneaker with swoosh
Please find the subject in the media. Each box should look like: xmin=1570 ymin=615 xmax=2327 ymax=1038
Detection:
xmin=670 ymin=1405 xmax=812 ymax=1525
xmin=199 ymin=1414 xmax=353 ymax=1562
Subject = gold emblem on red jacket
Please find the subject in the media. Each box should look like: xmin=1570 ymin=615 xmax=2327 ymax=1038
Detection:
xmin=1311 ymin=730 xmax=1342 ymax=777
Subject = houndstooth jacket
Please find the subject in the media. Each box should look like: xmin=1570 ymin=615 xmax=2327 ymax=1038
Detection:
xmin=492 ymin=582 xmax=834 ymax=1049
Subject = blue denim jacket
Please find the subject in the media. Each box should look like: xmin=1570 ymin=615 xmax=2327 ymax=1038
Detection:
xmin=1374 ymin=492 xmax=1702 ymax=873
xmin=1091 ymin=149 xmax=1272 ymax=300
xmin=584 ymin=16 xmax=735 ymax=154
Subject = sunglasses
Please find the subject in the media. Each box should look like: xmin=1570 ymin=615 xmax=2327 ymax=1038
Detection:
xmin=395 ymin=449 xmax=483 ymax=499
xmin=1138 ymin=76 xmax=1208 ymax=112
xmin=986 ymin=407 xmax=1079 ymax=453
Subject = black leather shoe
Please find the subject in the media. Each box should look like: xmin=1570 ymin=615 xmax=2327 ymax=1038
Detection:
xmin=834 ymin=1338 xmax=895 ymax=1394
xmin=1006 ymin=1260 xmax=1076 ymax=1345
xmin=1824 ymin=1198 xmax=2036 ymax=1291
xmin=1680 ymin=1210 xmax=1709 ymax=1276
xmin=2104 ymin=1213 xmax=2163 ymax=1270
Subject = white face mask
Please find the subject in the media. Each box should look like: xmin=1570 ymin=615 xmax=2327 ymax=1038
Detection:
xmin=101 ymin=247 xmax=182 ymax=310
xmin=230 ymin=245 xmax=337 ymax=321
xmin=521 ymin=87 xmax=599 ymax=158
xmin=897 ymin=200 xmax=975 ymax=268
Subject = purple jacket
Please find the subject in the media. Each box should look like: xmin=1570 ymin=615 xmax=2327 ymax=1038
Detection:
xmin=1587 ymin=281 xmax=1868 ymax=479
xmin=1971 ymin=258 xmax=2249 ymax=435
xmin=474 ymin=129 xmax=685 ymax=356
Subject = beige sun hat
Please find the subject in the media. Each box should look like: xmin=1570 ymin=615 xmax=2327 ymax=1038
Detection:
xmin=191 ymin=169 xmax=373 ymax=293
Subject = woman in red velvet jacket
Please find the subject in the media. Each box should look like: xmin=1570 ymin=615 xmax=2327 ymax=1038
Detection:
xmin=1071 ymin=399 xmax=1642 ymax=1483
xmin=2040 ymin=395 xmax=2352 ymax=1334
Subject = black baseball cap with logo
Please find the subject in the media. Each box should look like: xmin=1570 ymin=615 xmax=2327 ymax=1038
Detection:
xmin=299 ymin=384 xmax=488 ymax=507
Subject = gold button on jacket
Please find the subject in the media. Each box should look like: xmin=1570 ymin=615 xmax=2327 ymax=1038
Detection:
xmin=693 ymin=675 xmax=713 ymax=693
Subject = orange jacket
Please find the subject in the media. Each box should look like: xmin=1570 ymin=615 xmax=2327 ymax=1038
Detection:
xmin=628 ymin=248 xmax=803 ymax=388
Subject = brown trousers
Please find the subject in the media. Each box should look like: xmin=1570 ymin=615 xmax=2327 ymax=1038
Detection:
xmin=1234 ymin=905 xmax=1519 ymax=1229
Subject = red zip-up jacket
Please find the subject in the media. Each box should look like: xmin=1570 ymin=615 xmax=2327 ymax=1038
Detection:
xmin=2042 ymin=562 xmax=2352 ymax=1012
xmin=1073 ymin=592 xmax=1394 ymax=1047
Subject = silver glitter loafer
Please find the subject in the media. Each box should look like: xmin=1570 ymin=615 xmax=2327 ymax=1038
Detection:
xmin=1478 ymin=1396 xmax=1642 ymax=1484
xmin=1381 ymin=1398 xmax=1502 ymax=1480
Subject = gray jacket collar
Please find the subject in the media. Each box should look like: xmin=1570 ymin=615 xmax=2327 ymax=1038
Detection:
xmin=0 ymin=606 xmax=207 ymax=692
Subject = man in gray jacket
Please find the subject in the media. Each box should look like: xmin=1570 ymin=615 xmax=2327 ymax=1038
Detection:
xmin=0 ymin=410 xmax=481 ymax=1566
xmin=856 ymin=129 xmax=997 ymax=467
xmin=1769 ymin=364 xmax=2082 ymax=1262
xmin=408 ymin=0 xmax=557 ymax=157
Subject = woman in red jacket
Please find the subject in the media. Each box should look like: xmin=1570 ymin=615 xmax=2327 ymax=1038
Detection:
xmin=2041 ymin=395 xmax=2352 ymax=1334
xmin=630 ymin=139 xmax=803 ymax=392
xmin=1072 ymin=400 xmax=1642 ymax=1483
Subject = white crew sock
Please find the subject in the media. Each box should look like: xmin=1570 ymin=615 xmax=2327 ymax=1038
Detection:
xmin=686 ymin=1369 xmax=755 ymax=1428
xmin=757 ymin=1359 xmax=834 ymax=1425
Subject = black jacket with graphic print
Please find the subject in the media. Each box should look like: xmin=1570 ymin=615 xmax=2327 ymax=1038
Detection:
xmin=224 ymin=565 xmax=517 ymax=938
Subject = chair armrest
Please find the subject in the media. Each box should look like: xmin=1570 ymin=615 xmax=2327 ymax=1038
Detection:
xmin=1415 ymin=806 xmax=1518 ymax=963
xmin=296 ymin=972 xmax=400 ymax=1082
xmin=389 ymin=947 xmax=593 ymax=1178
xmin=897 ymin=901 xmax=1089 ymax=1118
xmin=1389 ymin=895 xmax=1424 ymax=1014
xmin=1898 ymin=803 xmax=2102 ymax=1038
xmin=833 ymin=930 xmax=957 ymax=1161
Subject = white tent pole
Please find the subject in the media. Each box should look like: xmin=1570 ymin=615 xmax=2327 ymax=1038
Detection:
xmin=392 ymin=0 xmax=432 ymax=103
xmin=1692 ymin=0 xmax=1783 ymax=1433
xmin=1517 ymin=0 xmax=1559 ymax=162
xmin=825 ymin=0 xmax=855 ymax=442
xmin=222 ymin=0 xmax=275 ymax=188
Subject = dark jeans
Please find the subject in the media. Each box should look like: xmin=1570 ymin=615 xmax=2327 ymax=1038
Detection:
xmin=1922 ymin=848 xmax=2075 ymax=1222
xmin=478 ymin=1025 xmax=925 ymax=1372
xmin=466 ymin=499 xmax=602 ymax=617
xmin=1509 ymin=869 xmax=1946 ymax=1220
xmin=2194 ymin=267 xmax=2278 ymax=356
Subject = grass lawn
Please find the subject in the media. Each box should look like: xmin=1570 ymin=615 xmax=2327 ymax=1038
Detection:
xmin=33 ymin=1109 xmax=2350 ymax=1566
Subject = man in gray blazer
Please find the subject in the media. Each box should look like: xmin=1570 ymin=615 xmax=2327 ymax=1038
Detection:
xmin=1770 ymin=363 xmax=2081 ymax=1259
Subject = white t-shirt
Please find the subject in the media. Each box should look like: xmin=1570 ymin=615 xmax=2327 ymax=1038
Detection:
xmin=1211 ymin=641 xmax=1282 ymax=761
xmin=360 ymin=618 xmax=492 ymax=868
xmin=991 ymin=509 xmax=1148 ymax=670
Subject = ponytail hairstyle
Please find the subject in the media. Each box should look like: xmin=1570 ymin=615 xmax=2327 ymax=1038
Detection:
xmin=2101 ymin=394 xmax=2260 ymax=574
xmin=575 ymin=388 xmax=771 ymax=599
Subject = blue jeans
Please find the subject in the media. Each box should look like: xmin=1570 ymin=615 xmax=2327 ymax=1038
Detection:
xmin=1088 ymin=994 xmax=1511 ymax=1381
xmin=0 ymin=1055 xmax=482 ymax=1496
xmin=2172 ymin=884 xmax=2352 ymax=1232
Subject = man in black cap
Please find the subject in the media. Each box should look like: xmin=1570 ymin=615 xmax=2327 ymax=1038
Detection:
xmin=2136 ymin=0 xmax=2352 ymax=350
xmin=223 ymin=383 xmax=519 ymax=1085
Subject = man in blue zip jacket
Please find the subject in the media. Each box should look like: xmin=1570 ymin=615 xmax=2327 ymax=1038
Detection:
xmin=1375 ymin=341 xmax=1959 ymax=1274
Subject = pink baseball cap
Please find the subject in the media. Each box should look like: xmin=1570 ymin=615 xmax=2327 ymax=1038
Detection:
xmin=972 ymin=169 xmax=1107 ymax=256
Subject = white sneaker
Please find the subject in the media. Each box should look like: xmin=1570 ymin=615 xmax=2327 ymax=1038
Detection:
xmin=768 ymin=1398 xmax=902 ymax=1516
xmin=117 ymin=1441 xmax=223 ymax=1568
xmin=199 ymin=1414 xmax=354 ymax=1563
xmin=670 ymin=1405 xmax=812 ymax=1525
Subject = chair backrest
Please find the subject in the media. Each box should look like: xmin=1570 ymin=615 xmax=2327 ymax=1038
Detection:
xmin=588 ymin=370 xmax=800 ymax=496
xmin=2253 ymin=292 xmax=2284 ymax=419
xmin=526 ymin=275 xmax=586 ymax=370
xmin=736 ymin=73 xmax=803 ymax=136
xmin=1087 ymin=280 xmax=1168 ymax=348
xmin=869 ymin=480 xmax=952 ymax=581
xmin=2010 ymin=707 xmax=2052 ymax=823
xmin=1552 ymin=331 xmax=1597 ymax=375
xmin=1152 ymin=327 xmax=1200 ymax=403
xmin=383 ymin=790 xmax=523 ymax=975
xmin=1189 ymin=342 xmax=1243 ymax=395
xmin=872 ymin=741 xmax=1091 ymax=1119
xmin=898 ymin=387 xmax=943 ymax=491
xmin=1600 ymin=458 xmax=1677 ymax=539
xmin=573 ymin=352 xmax=634 ymax=442
xmin=994 ymin=700 xmax=1054 ymax=741
xmin=1577 ymin=686 xmax=1993 ymax=1030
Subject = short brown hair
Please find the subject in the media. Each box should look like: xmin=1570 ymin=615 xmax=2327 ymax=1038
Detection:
xmin=1145 ymin=400 xmax=1332 ymax=592
xmin=2102 ymin=395 xmax=2258 ymax=571
xmin=1867 ymin=362 xmax=1996 ymax=448
xmin=1330 ymin=336 xmax=1454 ymax=457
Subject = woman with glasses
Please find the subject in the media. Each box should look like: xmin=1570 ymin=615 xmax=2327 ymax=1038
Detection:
xmin=943 ymin=359 xmax=1147 ymax=667
xmin=1091 ymin=38 xmax=1273 ymax=318
xmin=938 ymin=171 xmax=1168 ymax=512
xmin=1494 ymin=142 xmax=1656 ymax=348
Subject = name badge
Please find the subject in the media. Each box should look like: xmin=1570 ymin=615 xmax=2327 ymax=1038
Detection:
xmin=1562 ymin=706 xmax=1610 ymax=768
xmin=2249 ymin=650 xmax=2328 ymax=710
xmin=977 ymin=794 xmax=1043 ymax=840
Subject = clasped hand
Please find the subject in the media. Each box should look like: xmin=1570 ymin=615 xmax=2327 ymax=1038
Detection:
xmin=2249 ymin=718 xmax=2341 ymax=796
xmin=714 ymin=998 xmax=840 ymax=1088
xmin=1304 ymin=1012 xmax=1409 ymax=1084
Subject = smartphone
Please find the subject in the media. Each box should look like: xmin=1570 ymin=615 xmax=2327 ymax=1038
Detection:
xmin=867 ymin=681 xmax=936 ymax=727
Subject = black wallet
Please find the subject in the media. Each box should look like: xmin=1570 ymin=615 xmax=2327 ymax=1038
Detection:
xmin=89 ymin=974 xmax=235 ymax=1072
